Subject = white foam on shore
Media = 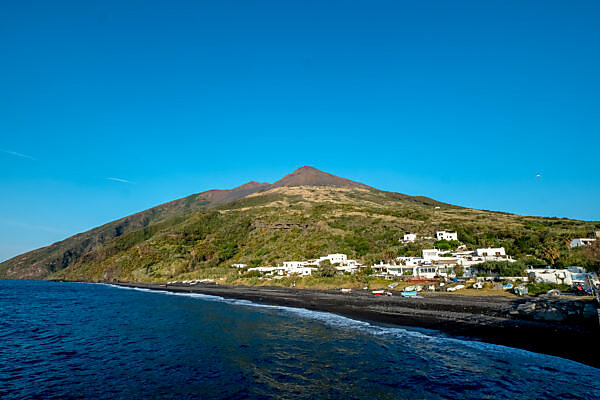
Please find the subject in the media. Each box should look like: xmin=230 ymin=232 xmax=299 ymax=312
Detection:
xmin=104 ymin=284 xmax=597 ymax=371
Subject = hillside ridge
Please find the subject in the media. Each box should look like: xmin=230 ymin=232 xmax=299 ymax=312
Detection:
xmin=1 ymin=166 xmax=597 ymax=280
xmin=0 ymin=167 xmax=374 ymax=279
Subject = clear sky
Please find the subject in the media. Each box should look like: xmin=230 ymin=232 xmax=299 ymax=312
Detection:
xmin=1 ymin=0 xmax=599 ymax=262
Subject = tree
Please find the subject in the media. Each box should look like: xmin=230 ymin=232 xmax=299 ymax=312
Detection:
xmin=541 ymin=244 xmax=560 ymax=265
xmin=585 ymin=239 xmax=600 ymax=273
xmin=434 ymin=240 xmax=461 ymax=251
xmin=315 ymin=259 xmax=337 ymax=277
xmin=454 ymin=265 xmax=464 ymax=277
xmin=472 ymin=261 xmax=526 ymax=277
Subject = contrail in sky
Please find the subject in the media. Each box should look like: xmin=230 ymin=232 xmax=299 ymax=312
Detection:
xmin=107 ymin=177 xmax=131 ymax=183
xmin=1 ymin=150 xmax=36 ymax=160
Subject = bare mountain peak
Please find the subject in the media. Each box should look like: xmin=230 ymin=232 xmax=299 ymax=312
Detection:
xmin=272 ymin=166 xmax=371 ymax=189
xmin=234 ymin=181 xmax=270 ymax=191
xmin=292 ymin=166 xmax=320 ymax=174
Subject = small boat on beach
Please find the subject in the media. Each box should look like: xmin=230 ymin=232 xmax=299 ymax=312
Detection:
xmin=372 ymin=290 xmax=385 ymax=295
xmin=340 ymin=288 xmax=352 ymax=294
xmin=401 ymin=291 xmax=418 ymax=298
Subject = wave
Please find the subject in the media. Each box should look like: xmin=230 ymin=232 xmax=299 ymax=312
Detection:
xmin=105 ymin=284 xmax=597 ymax=372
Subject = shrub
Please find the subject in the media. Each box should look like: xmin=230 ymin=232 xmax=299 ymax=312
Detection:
xmin=243 ymin=270 xmax=262 ymax=278
xmin=526 ymin=282 xmax=569 ymax=295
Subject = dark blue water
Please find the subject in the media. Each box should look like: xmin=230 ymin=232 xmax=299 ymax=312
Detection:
xmin=1 ymin=281 xmax=598 ymax=399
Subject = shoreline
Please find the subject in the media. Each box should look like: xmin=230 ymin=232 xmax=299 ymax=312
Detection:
xmin=103 ymin=281 xmax=600 ymax=368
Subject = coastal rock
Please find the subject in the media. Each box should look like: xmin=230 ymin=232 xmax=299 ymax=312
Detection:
xmin=516 ymin=302 xmax=536 ymax=313
xmin=532 ymin=308 xmax=566 ymax=322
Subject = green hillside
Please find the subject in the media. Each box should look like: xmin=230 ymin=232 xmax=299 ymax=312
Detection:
xmin=50 ymin=186 xmax=599 ymax=282
xmin=1 ymin=167 xmax=598 ymax=282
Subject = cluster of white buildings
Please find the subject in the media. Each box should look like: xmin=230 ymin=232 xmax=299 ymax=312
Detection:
xmin=241 ymin=254 xmax=363 ymax=277
xmin=234 ymin=246 xmax=515 ymax=279
xmin=229 ymin=230 xmax=599 ymax=285
xmin=372 ymin=247 xmax=514 ymax=279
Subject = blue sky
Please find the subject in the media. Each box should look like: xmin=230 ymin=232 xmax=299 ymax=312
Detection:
xmin=1 ymin=0 xmax=599 ymax=262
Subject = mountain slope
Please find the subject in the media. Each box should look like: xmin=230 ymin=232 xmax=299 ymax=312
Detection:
xmin=0 ymin=179 xmax=269 ymax=279
xmin=1 ymin=167 xmax=598 ymax=280
xmin=0 ymin=167 xmax=370 ymax=279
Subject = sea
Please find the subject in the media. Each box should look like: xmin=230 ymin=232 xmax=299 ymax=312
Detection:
xmin=0 ymin=281 xmax=598 ymax=399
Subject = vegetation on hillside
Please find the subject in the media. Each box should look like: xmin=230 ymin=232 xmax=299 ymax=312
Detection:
xmin=38 ymin=186 xmax=599 ymax=283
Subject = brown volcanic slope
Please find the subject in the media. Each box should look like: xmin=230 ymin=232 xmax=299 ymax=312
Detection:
xmin=0 ymin=167 xmax=375 ymax=279
xmin=271 ymin=166 xmax=373 ymax=189
xmin=0 ymin=180 xmax=272 ymax=279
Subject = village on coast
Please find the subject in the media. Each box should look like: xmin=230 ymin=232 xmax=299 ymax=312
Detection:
xmin=222 ymin=230 xmax=600 ymax=297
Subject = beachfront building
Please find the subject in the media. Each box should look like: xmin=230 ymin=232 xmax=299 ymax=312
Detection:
xmin=286 ymin=266 xmax=317 ymax=276
xmin=451 ymin=247 xmax=514 ymax=277
xmin=527 ymin=266 xmax=599 ymax=288
xmin=259 ymin=254 xmax=363 ymax=276
xmin=371 ymin=261 xmax=395 ymax=276
xmin=310 ymin=253 xmax=362 ymax=274
xmin=387 ymin=249 xmax=461 ymax=279
xmin=396 ymin=247 xmax=515 ymax=278
xmin=334 ymin=259 xmax=362 ymax=274
xmin=247 ymin=266 xmax=282 ymax=275
xmin=436 ymin=231 xmax=458 ymax=241
xmin=570 ymin=238 xmax=596 ymax=248
xmin=281 ymin=261 xmax=316 ymax=276
xmin=248 ymin=264 xmax=316 ymax=276
xmin=401 ymin=233 xmax=417 ymax=243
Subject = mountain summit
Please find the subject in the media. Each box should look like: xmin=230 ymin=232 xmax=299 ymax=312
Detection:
xmin=271 ymin=166 xmax=371 ymax=189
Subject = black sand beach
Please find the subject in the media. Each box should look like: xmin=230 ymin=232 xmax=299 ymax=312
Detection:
xmin=109 ymin=282 xmax=600 ymax=368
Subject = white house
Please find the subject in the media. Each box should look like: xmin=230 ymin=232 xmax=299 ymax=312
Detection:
xmin=415 ymin=266 xmax=440 ymax=279
xmin=570 ymin=238 xmax=596 ymax=248
xmin=283 ymin=261 xmax=308 ymax=269
xmin=401 ymin=233 xmax=417 ymax=243
xmin=311 ymin=254 xmax=362 ymax=274
xmin=475 ymin=248 xmax=506 ymax=257
xmin=315 ymin=254 xmax=348 ymax=264
xmin=248 ymin=266 xmax=281 ymax=275
xmin=276 ymin=254 xmax=362 ymax=276
xmin=335 ymin=259 xmax=361 ymax=274
xmin=386 ymin=264 xmax=416 ymax=277
xmin=231 ymin=263 xmax=248 ymax=269
xmin=286 ymin=266 xmax=316 ymax=276
xmin=371 ymin=261 xmax=393 ymax=276
xmin=436 ymin=231 xmax=458 ymax=241
xmin=422 ymin=249 xmax=442 ymax=261
xmin=371 ymin=262 xmax=414 ymax=277
xmin=396 ymin=256 xmax=423 ymax=267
